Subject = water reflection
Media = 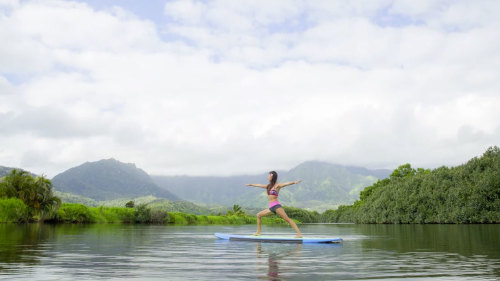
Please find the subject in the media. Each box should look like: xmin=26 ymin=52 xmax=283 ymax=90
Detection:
xmin=358 ymin=224 xmax=500 ymax=257
xmin=356 ymin=224 xmax=500 ymax=278
xmin=0 ymin=224 xmax=498 ymax=280
xmin=0 ymin=224 xmax=54 ymax=272
xmin=0 ymin=224 xmax=161 ymax=279
xmin=255 ymin=243 xmax=302 ymax=280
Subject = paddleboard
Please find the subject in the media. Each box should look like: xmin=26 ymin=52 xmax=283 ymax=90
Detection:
xmin=215 ymin=233 xmax=342 ymax=243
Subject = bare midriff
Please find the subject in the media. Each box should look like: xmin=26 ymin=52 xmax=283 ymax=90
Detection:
xmin=268 ymin=195 xmax=280 ymax=208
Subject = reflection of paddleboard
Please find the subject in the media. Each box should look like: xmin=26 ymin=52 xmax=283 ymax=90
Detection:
xmin=215 ymin=233 xmax=342 ymax=243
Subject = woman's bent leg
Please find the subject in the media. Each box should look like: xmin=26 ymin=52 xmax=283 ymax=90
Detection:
xmin=275 ymin=208 xmax=302 ymax=238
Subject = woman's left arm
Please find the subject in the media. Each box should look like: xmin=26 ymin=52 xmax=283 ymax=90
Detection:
xmin=278 ymin=180 xmax=302 ymax=188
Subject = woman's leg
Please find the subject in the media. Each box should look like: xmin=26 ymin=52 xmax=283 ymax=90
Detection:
xmin=254 ymin=209 xmax=272 ymax=236
xmin=275 ymin=208 xmax=302 ymax=238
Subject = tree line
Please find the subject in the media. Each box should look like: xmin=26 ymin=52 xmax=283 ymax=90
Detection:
xmin=321 ymin=146 xmax=500 ymax=224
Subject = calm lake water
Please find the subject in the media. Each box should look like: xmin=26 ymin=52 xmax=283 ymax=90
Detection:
xmin=0 ymin=223 xmax=499 ymax=280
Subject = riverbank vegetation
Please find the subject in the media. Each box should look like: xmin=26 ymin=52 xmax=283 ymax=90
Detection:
xmin=44 ymin=202 xmax=293 ymax=225
xmin=321 ymin=147 xmax=500 ymax=224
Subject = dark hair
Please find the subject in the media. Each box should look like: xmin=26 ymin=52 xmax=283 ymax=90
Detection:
xmin=266 ymin=171 xmax=278 ymax=193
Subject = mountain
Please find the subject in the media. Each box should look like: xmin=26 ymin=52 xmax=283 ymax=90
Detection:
xmin=152 ymin=161 xmax=391 ymax=212
xmin=0 ymin=166 xmax=37 ymax=177
xmin=0 ymin=166 xmax=15 ymax=177
xmin=51 ymin=159 xmax=179 ymax=201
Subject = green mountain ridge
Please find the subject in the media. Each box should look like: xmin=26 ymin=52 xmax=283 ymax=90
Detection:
xmin=51 ymin=159 xmax=179 ymax=201
xmin=0 ymin=166 xmax=38 ymax=178
xmin=153 ymin=161 xmax=391 ymax=212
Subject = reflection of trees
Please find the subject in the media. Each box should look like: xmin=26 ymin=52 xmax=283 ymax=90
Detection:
xmin=359 ymin=224 xmax=500 ymax=257
xmin=256 ymin=243 xmax=302 ymax=281
xmin=0 ymin=224 xmax=53 ymax=270
xmin=0 ymin=224 xmax=151 ymax=277
xmin=359 ymin=224 xmax=500 ymax=277
xmin=47 ymin=224 xmax=149 ymax=277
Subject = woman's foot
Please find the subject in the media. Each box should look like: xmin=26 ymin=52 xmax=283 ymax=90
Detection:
xmin=252 ymin=233 xmax=261 ymax=236
xmin=295 ymin=235 xmax=303 ymax=238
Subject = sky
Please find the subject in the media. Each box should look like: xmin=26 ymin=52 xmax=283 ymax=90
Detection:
xmin=1 ymin=0 xmax=499 ymax=177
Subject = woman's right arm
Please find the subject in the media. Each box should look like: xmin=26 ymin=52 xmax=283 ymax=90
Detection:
xmin=245 ymin=184 xmax=267 ymax=188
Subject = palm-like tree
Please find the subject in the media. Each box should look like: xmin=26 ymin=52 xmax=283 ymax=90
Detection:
xmin=231 ymin=204 xmax=245 ymax=216
xmin=32 ymin=176 xmax=61 ymax=219
xmin=0 ymin=169 xmax=61 ymax=220
xmin=0 ymin=170 xmax=32 ymax=199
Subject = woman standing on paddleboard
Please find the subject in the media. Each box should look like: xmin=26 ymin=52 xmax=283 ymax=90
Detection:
xmin=246 ymin=171 xmax=303 ymax=238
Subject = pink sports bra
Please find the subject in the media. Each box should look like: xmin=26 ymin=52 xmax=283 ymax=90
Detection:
xmin=268 ymin=188 xmax=279 ymax=196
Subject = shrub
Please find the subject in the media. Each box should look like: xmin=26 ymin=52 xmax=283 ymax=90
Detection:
xmin=283 ymin=206 xmax=319 ymax=223
xmin=134 ymin=204 xmax=151 ymax=223
xmin=0 ymin=198 xmax=29 ymax=223
xmin=150 ymin=209 xmax=167 ymax=224
xmin=52 ymin=203 xmax=95 ymax=223
xmin=207 ymin=215 xmax=229 ymax=224
xmin=112 ymin=207 xmax=135 ymax=223
xmin=88 ymin=206 xmax=135 ymax=223
xmin=167 ymin=212 xmax=188 ymax=224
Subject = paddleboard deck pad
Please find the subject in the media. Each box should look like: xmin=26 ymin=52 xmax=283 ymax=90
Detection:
xmin=215 ymin=233 xmax=342 ymax=243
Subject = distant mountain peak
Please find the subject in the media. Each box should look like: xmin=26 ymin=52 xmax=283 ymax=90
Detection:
xmin=52 ymin=159 xmax=178 ymax=201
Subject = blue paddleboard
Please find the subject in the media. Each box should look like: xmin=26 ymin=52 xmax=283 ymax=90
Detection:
xmin=215 ymin=233 xmax=342 ymax=243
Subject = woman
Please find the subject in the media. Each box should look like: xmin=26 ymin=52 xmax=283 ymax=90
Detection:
xmin=246 ymin=171 xmax=303 ymax=238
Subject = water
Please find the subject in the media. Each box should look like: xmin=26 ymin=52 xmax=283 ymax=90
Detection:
xmin=0 ymin=223 xmax=499 ymax=280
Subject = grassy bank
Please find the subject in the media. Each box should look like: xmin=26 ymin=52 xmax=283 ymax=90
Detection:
xmin=0 ymin=201 xmax=299 ymax=225
xmin=0 ymin=198 xmax=29 ymax=223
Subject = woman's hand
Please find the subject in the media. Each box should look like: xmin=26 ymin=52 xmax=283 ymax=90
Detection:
xmin=294 ymin=180 xmax=302 ymax=184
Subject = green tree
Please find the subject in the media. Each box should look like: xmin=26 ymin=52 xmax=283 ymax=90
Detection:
xmin=390 ymin=163 xmax=416 ymax=179
xmin=0 ymin=169 xmax=32 ymax=198
xmin=134 ymin=204 xmax=151 ymax=223
xmin=226 ymin=204 xmax=245 ymax=216
xmin=125 ymin=201 xmax=135 ymax=208
xmin=0 ymin=169 xmax=61 ymax=220
xmin=31 ymin=176 xmax=61 ymax=219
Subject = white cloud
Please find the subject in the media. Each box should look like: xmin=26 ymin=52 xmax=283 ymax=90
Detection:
xmin=0 ymin=0 xmax=499 ymax=177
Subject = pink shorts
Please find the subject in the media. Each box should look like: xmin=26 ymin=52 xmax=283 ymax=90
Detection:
xmin=269 ymin=201 xmax=281 ymax=208
xmin=269 ymin=201 xmax=282 ymax=214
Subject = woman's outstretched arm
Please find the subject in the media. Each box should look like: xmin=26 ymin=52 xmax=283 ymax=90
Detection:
xmin=245 ymin=183 xmax=267 ymax=188
xmin=278 ymin=180 xmax=302 ymax=188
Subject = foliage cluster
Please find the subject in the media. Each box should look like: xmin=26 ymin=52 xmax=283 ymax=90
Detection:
xmin=0 ymin=198 xmax=29 ymax=223
xmin=0 ymin=170 xmax=61 ymax=221
xmin=225 ymin=204 xmax=246 ymax=216
xmin=44 ymin=203 xmax=298 ymax=225
xmin=282 ymin=206 xmax=320 ymax=223
xmin=47 ymin=203 xmax=166 ymax=224
xmin=322 ymin=147 xmax=500 ymax=224
xmin=165 ymin=211 xmax=291 ymax=225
